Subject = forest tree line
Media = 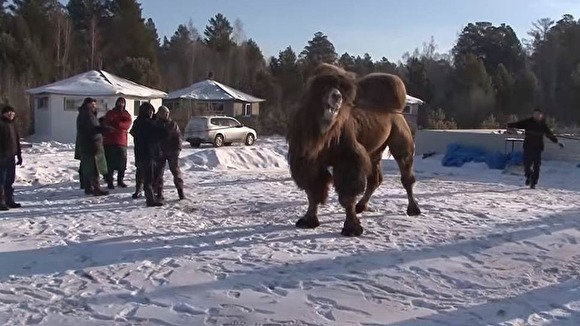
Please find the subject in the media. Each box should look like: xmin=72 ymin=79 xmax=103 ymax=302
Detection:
xmin=1 ymin=0 xmax=580 ymax=135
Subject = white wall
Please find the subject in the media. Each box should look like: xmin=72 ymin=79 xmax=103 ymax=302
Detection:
xmin=32 ymin=95 xmax=164 ymax=145
xmin=33 ymin=96 xmax=51 ymax=138
xmin=415 ymin=129 xmax=580 ymax=162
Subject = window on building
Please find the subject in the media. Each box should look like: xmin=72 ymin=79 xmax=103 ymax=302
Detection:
xmin=64 ymin=98 xmax=107 ymax=112
xmin=133 ymin=100 xmax=151 ymax=115
xmin=243 ymin=103 xmax=252 ymax=116
xmin=210 ymin=102 xmax=224 ymax=113
xmin=37 ymin=97 xmax=49 ymax=110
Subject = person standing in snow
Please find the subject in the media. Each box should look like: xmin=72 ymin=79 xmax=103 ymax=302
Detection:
xmin=130 ymin=103 xmax=167 ymax=206
xmin=153 ymin=106 xmax=185 ymax=202
xmin=507 ymin=108 xmax=564 ymax=189
xmin=101 ymin=97 xmax=132 ymax=189
xmin=76 ymin=97 xmax=110 ymax=196
xmin=0 ymin=105 xmax=23 ymax=210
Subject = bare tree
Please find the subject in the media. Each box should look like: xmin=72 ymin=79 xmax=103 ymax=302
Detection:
xmin=529 ymin=18 xmax=555 ymax=41
xmin=187 ymin=18 xmax=200 ymax=41
xmin=232 ymin=18 xmax=246 ymax=45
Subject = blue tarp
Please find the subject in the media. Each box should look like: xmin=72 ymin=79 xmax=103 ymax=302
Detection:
xmin=442 ymin=143 xmax=523 ymax=170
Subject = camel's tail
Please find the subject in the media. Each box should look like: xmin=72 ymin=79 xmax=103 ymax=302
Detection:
xmin=355 ymin=73 xmax=407 ymax=113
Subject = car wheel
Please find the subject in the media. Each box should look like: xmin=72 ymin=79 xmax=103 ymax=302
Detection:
xmin=245 ymin=133 xmax=255 ymax=146
xmin=214 ymin=134 xmax=224 ymax=147
xmin=190 ymin=142 xmax=200 ymax=148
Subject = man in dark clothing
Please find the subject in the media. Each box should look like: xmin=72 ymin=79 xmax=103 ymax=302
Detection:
xmin=130 ymin=103 xmax=167 ymax=207
xmin=76 ymin=97 xmax=110 ymax=196
xmin=507 ymin=109 xmax=564 ymax=188
xmin=154 ymin=106 xmax=185 ymax=202
xmin=102 ymin=97 xmax=132 ymax=189
xmin=0 ymin=105 xmax=23 ymax=210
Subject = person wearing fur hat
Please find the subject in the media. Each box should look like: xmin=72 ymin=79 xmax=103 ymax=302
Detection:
xmin=0 ymin=105 xmax=23 ymax=210
xmin=101 ymin=97 xmax=132 ymax=189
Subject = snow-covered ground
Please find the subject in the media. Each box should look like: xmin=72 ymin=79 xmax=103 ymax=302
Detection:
xmin=1 ymin=136 xmax=580 ymax=325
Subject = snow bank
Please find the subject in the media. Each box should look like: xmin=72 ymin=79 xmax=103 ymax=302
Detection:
xmin=181 ymin=146 xmax=288 ymax=171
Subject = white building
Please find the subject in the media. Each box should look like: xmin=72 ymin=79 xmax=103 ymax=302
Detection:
xmin=403 ymin=94 xmax=424 ymax=137
xmin=26 ymin=70 xmax=167 ymax=144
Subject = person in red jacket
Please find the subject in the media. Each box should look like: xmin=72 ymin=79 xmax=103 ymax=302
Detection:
xmin=102 ymin=97 xmax=133 ymax=189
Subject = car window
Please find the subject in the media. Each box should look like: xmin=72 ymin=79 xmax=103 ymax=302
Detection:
xmin=225 ymin=119 xmax=240 ymax=127
xmin=210 ymin=118 xmax=221 ymax=126
xmin=214 ymin=118 xmax=230 ymax=127
xmin=187 ymin=118 xmax=207 ymax=131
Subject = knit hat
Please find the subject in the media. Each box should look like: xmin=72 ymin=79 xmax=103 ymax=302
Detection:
xmin=1 ymin=105 xmax=15 ymax=114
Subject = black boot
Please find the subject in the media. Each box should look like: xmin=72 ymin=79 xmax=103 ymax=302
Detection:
xmin=117 ymin=170 xmax=128 ymax=188
xmin=84 ymin=178 xmax=94 ymax=195
xmin=145 ymin=187 xmax=163 ymax=207
xmin=105 ymin=173 xmax=115 ymax=189
xmin=0 ymin=189 xmax=9 ymax=211
xmin=155 ymin=184 xmax=164 ymax=203
xmin=92 ymin=177 xmax=110 ymax=196
xmin=177 ymin=188 xmax=185 ymax=200
xmin=132 ymin=179 xmax=143 ymax=199
xmin=5 ymin=189 xmax=21 ymax=208
xmin=79 ymin=169 xmax=85 ymax=189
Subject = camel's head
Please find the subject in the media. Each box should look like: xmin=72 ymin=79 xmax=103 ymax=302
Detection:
xmin=305 ymin=65 xmax=356 ymax=132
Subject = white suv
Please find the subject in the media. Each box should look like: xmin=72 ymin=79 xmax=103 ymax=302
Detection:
xmin=184 ymin=115 xmax=257 ymax=148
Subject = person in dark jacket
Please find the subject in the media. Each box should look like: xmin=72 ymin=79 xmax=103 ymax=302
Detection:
xmin=102 ymin=97 xmax=132 ymax=189
xmin=129 ymin=103 xmax=167 ymax=206
xmin=507 ymin=108 xmax=564 ymax=188
xmin=76 ymin=97 xmax=110 ymax=196
xmin=153 ymin=106 xmax=185 ymax=202
xmin=0 ymin=105 xmax=23 ymax=210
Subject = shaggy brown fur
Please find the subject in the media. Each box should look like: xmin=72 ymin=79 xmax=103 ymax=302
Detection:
xmin=287 ymin=63 xmax=421 ymax=237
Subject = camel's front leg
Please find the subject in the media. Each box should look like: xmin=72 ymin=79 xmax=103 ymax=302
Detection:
xmin=333 ymin=149 xmax=371 ymax=237
xmin=295 ymin=168 xmax=332 ymax=229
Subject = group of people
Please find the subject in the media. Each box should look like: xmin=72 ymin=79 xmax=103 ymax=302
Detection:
xmin=0 ymin=104 xmax=568 ymax=211
xmin=74 ymin=97 xmax=185 ymax=207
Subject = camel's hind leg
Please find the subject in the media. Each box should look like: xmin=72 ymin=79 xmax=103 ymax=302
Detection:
xmin=388 ymin=120 xmax=421 ymax=216
xmin=355 ymin=156 xmax=384 ymax=214
xmin=295 ymin=168 xmax=332 ymax=229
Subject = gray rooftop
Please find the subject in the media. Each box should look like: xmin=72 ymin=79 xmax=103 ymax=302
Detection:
xmin=166 ymin=80 xmax=266 ymax=102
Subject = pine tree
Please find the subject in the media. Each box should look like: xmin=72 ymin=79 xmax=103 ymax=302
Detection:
xmin=204 ymin=13 xmax=234 ymax=53
xmin=299 ymin=32 xmax=337 ymax=75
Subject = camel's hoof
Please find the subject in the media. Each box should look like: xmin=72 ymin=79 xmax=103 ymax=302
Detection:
xmin=296 ymin=216 xmax=320 ymax=229
xmin=355 ymin=202 xmax=367 ymax=214
xmin=407 ymin=205 xmax=421 ymax=216
xmin=341 ymin=224 xmax=364 ymax=237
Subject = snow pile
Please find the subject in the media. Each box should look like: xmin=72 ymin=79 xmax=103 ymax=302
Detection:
xmin=181 ymin=146 xmax=288 ymax=171
xmin=442 ymin=143 xmax=523 ymax=169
